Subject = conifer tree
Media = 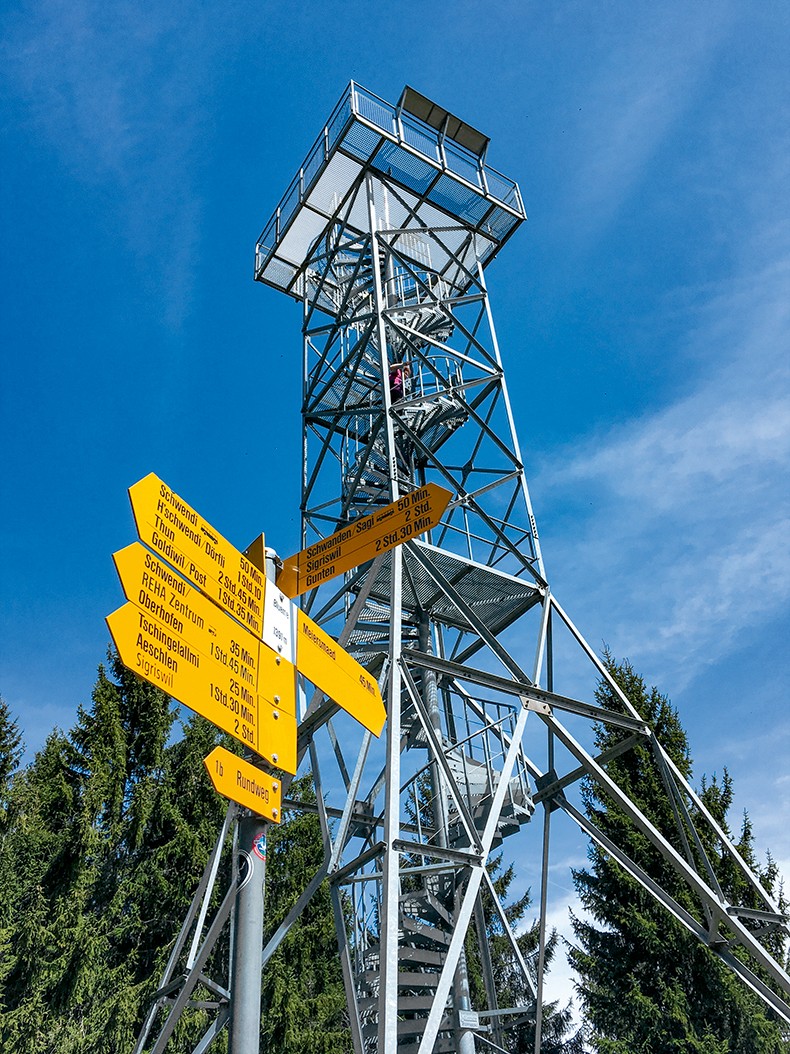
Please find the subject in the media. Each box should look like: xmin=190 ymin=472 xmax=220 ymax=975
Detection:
xmin=0 ymin=697 xmax=22 ymax=825
xmin=0 ymin=659 xmax=350 ymax=1053
xmin=569 ymin=656 xmax=789 ymax=1053
xmin=0 ymin=654 xmax=178 ymax=1053
xmin=0 ymin=698 xmax=23 ymax=1016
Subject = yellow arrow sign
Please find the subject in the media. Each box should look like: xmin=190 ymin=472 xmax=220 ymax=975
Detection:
xmin=204 ymin=747 xmax=282 ymax=822
xmin=112 ymin=542 xmax=295 ymax=714
xmin=296 ymin=610 xmax=386 ymax=736
xmin=106 ymin=602 xmax=297 ymax=772
xmin=129 ymin=473 xmax=266 ymax=637
xmin=277 ymin=483 xmax=452 ymax=598
xmin=114 ymin=473 xmax=388 ymax=749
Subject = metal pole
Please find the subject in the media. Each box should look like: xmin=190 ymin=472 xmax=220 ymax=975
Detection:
xmin=228 ymin=550 xmax=279 ymax=1054
xmin=229 ymin=814 xmax=268 ymax=1054
xmin=419 ymin=614 xmax=475 ymax=1054
xmin=418 ymin=614 xmax=448 ymax=847
xmin=533 ymin=607 xmax=554 ymax=1054
xmin=367 ymin=171 xmax=405 ymax=1053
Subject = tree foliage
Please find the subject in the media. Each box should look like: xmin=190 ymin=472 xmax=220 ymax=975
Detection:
xmin=0 ymin=656 xmax=181 ymax=1052
xmin=569 ymin=655 xmax=790 ymax=1053
xmin=5 ymin=650 xmax=785 ymax=1052
xmin=0 ymin=655 xmax=349 ymax=1054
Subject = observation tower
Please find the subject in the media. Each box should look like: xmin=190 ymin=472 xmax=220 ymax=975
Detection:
xmin=134 ymin=82 xmax=790 ymax=1054
xmin=252 ymin=83 xmax=790 ymax=1052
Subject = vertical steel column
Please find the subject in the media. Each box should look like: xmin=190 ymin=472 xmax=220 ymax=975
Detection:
xmin=474 ymin=896 xmax=503 ymax=1049
xmin=476 ymin=260 xmax=545 ymax=580
xmin=533 ymin=603 xmax=553 ymax=1053
xmin=367 ymin=172 xmax=405 ymax=1053
xmin=418 ymin=614 xmax=475 ymax=1054
xmin=379 ymin=548 xmax=403 ymax=1054
xmin=418 ymin=614 xmax=449 ymax=845
xmin=366 ymin=175 xmax=400 ymax=502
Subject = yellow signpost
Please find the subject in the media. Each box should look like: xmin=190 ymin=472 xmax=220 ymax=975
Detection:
xmin=106 ymin=602 xmax=298 ymax=772
xmin=110 ymin=472 xmax=397 ymax=781
xmin=106 ymin=471 xmax=453 ymax=1048
xmin=112 ymin=541 xmax=295 ymax=713
xmin=257 ymin=697 xmax=297 ymax=773
xmin=296 ymin=610 xmax=386 ymax=736
xmin=204 ymin=746 xmax=282 ymax=822
xmin=277 ymin=483 xmax=452 ymax=598
xmin=114 ymin=540 xmax=259 ymax=682
xmin=129 ymin=473 xmax=266 ymax=637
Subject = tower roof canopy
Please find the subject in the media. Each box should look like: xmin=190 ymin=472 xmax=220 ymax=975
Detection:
xmin=398 ymin=86 xmax=490 ymax=158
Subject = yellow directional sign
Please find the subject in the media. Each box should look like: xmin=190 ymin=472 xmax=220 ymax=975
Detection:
xmin=112 ymin=542 xmax=294 ymax=713
xmin=129 ymin=473 xmax=266 ymax=637
xmin=296 ymin=610 xmax=386 ymax=736
xmin=106 ymin=602 xmax=297 ymax=772
xmin=277 ymin=483 xmax=452 ymax=598
xmin=112 ymin=472 xmax=388 ymax=758
xmin=258 ymin=697 xmax=297 ymax=773
xmin=114 ymin=540 xmax=259 ymax=685
xmin=204 ymin=747 xmax=282 ymax=822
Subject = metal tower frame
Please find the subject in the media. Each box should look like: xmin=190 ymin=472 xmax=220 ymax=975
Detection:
xmin=252 ymin=82 xmax=790 ymax=1053
xmin=135 ymin=82 xmax=790 ymax=1054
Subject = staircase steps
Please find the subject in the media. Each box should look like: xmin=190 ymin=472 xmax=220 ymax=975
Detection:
xmin=401 ymin=916 xmax=452 ymax=947
xmin=363 ymin=969 xmax=442 ymax=989
xmin=359 ymin=994 xmax=437 ymax=1013
xmin=398 ymin=944 xmax=447 ymax=967
xmin=400 ymin=889 xmax=454 ymax=928
xmin=360 ymin=1013 xmax=454 ymax=1040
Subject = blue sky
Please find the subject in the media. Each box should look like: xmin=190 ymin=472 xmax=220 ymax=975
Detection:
xmin=2 ymin=0 xmax=789 ymax=1002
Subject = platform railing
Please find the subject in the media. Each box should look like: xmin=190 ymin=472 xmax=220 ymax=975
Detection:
xmin=255 ymin=82 xmax=524 ymax=278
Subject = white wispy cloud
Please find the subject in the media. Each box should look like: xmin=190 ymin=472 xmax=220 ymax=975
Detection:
xmin=536 ymin=221 xmax=790 ymax=691
xmin=557 ymin=4 xmax=736 ymax=241
xmin=542 ymin=889 xmax=587 ymax=1028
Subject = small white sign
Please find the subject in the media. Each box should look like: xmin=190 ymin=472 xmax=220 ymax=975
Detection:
xmin=262 ymin=585 xmax=296 ymax=665
xmin=458 ymin=1010 xmax=480 ymax=1030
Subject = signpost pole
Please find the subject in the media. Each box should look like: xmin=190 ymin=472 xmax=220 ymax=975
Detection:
xmin=228 ymin=812 xmax=268 ymax=1054
xmin=228 ymin=549 xmax=279 ymax=1054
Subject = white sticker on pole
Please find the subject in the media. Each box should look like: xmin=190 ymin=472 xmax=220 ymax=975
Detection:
xmin=262 ymin=585 xmax=296 ymax=665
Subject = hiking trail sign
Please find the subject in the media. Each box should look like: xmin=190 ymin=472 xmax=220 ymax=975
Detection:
xmin=276 ymin=483 xmax=451 ymax=598
xmin=108 ymin=473 xmax=450 ymax=808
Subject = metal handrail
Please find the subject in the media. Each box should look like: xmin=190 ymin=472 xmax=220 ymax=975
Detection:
xmin=255 ymin=82 xmax=523 ymax=274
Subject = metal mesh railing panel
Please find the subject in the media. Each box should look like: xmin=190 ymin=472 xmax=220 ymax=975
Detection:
xmin=327 ymin=93 xmax=353 ymax=152
xmin=429 ymin=173 xmax=491 ymax=225
xmin=483 ymin=206 xmax=522 ymax=242
xmin=443 ymin=139 xmax=482 ymax=189
xmin=372 ymin=141 xmax=437 ymax=195
xmin=483 ymin=167 xmax=522 ymax=211
xmin=352 ymin=85 xmax=398 ymax=136
xmin=342 ymin=121 xmax=386 ymax=162
xmin=400 ymin=113 xmax=441 ymax=162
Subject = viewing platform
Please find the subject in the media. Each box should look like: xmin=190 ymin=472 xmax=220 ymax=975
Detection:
xmin=255 ymin=82 xmax=527 ymax=303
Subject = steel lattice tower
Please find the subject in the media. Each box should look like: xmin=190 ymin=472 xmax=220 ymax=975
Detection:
xmin=249 ymin=84 xmax=790 ymax=1054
